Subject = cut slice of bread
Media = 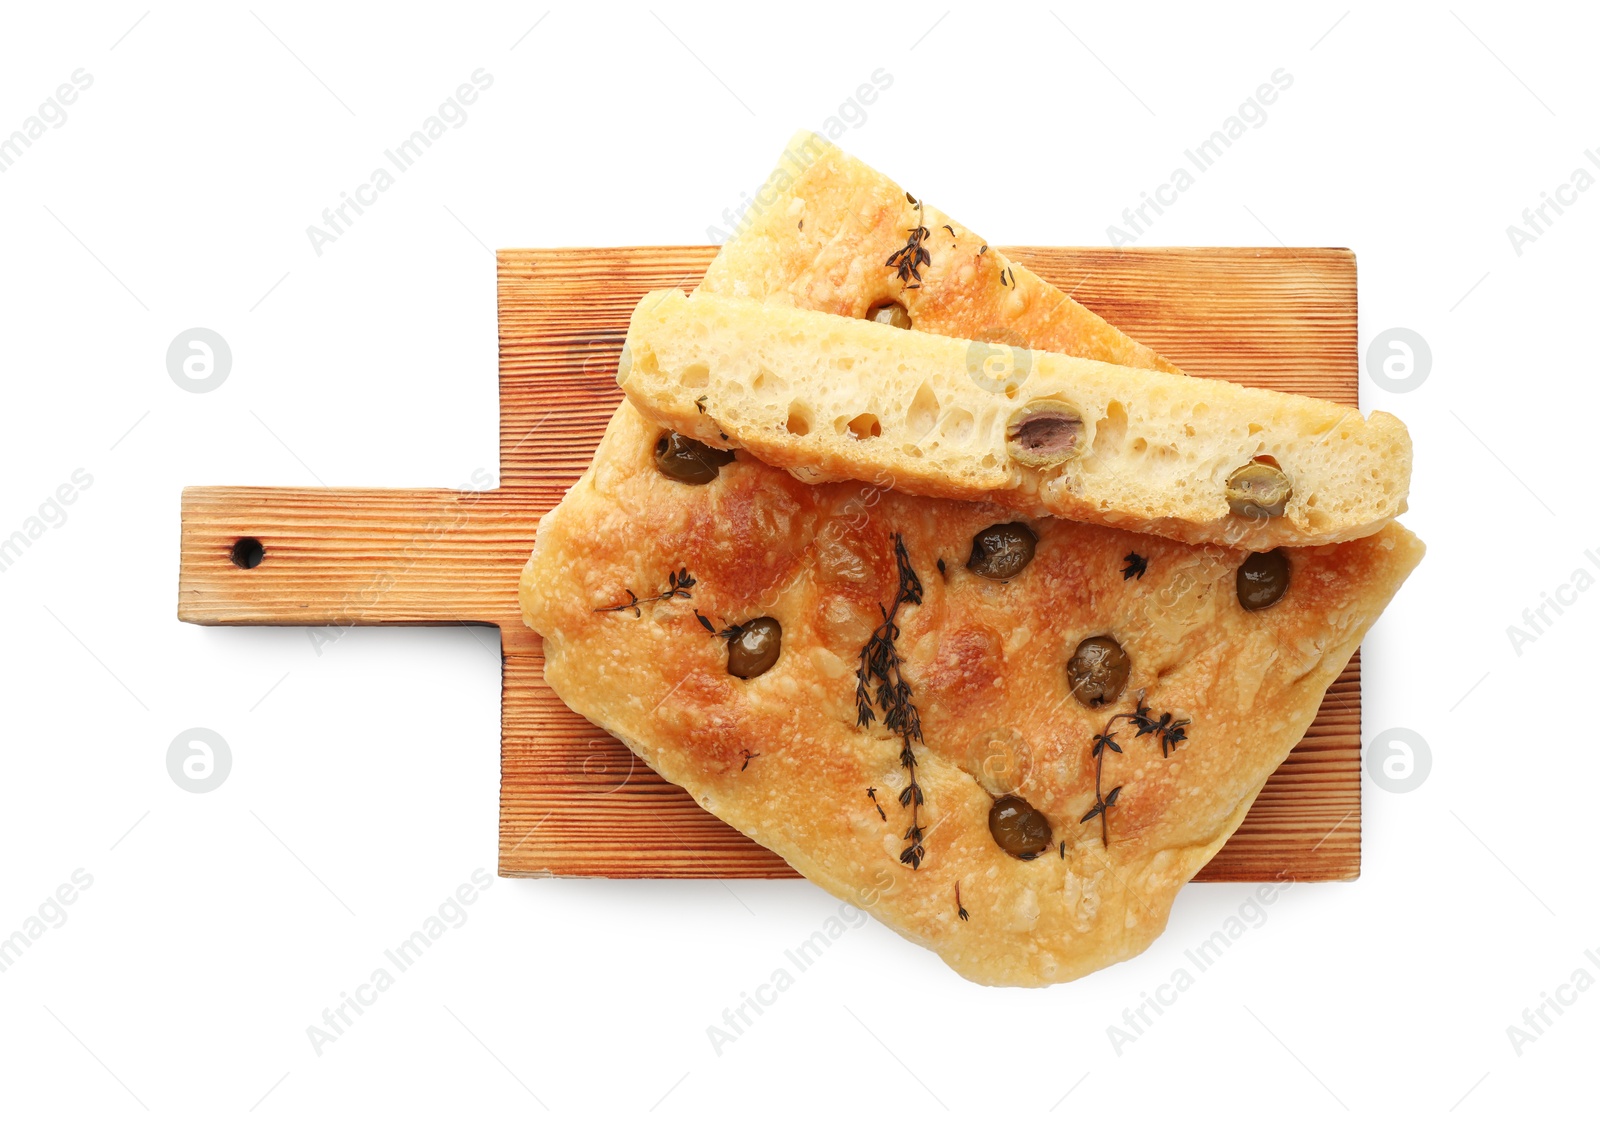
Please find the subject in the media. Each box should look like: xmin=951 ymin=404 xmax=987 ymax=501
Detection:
xmin=699 ymin=130 xmax=1182 ymax=374
xmin=618 ymin=290 xmax=1411 ymax=550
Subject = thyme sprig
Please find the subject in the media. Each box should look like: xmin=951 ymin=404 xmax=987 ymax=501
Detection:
xmin=885 ymin=193 xmax=931 ymax=288
xmin=695 ymin=610 xmax=754 ymax=644
xmin=595 ymin=567 xmax=695 ymax=616
xmin=1122 ymin=552 xmax=1148 ymax=581
xmin=1080 ymin=691 xmax=1191 ymax=847
xmin=855 ymin=533 xmax=929 ymax=869
xmin=866 ymin=787 xmax=887 ymax=822
xmin=955 ymin=882 xmax=968 ymax=922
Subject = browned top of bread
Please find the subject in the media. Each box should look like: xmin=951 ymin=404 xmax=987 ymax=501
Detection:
xmin=699 ymin=130 xmax=1181 ymax=373
xmin=520 ymin=403 xmax=1424 ymax=985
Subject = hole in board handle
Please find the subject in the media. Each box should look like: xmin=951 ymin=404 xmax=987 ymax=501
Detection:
xmin=230 ymin=537 xmax=264 ymax=569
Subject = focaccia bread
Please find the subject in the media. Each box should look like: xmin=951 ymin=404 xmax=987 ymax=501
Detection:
xmin=700 ymin=130 xmax=1181 ymax=374
xmin=619 ymin=290 xmax=1412 ymax=551
xmin=519 ymin=402 xmax=1424 ymax=986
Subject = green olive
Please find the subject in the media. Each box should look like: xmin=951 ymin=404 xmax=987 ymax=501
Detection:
xmin=1006 ymin=401 xmax=1085 ymax=467
xmin=1226 ymin=461 xmax=1292 ymax=518
xmin=727 ymin=617 xmax=782 ymax=679
xmin=988 ymin=794 xmax=1052 ymax=859
xmin=654 ymin=431 xmax=734 ymax=484
xmin=867 ymin=300 xmax=913 ymax=329
xmin=1237 ymin=549 xmax=1291 ymax=611
xmin=966 ymin=522 xmax=1037 ymax=580
xmin=1067 ymin=635 xmax=1131 ymax=708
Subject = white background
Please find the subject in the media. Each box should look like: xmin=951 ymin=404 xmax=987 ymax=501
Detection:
xmin=1 ymin=2 xmax=1595 ymax=1118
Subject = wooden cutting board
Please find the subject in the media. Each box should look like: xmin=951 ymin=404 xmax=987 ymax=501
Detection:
xmin=178 ymin=245 xmax=1362 ymax=882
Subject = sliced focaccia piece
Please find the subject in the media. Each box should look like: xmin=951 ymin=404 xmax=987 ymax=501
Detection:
xmin=520 ymin=402 xmax=1424 ymax=986
xmin=618 ymin=290 xmax=1411 ymax=551
xmin=700 ymin=130 xmax=1181 ymax=373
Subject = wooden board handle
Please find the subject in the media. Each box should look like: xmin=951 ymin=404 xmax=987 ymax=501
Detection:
xmin=178 ymin=487 xmax=541 ymax=629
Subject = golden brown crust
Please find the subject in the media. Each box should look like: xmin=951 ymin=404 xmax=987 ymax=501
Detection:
xmin=699 ymin=130 xmax=1181 ymax=373
xmin=520 ymin=404 xmax=1424 ymax=986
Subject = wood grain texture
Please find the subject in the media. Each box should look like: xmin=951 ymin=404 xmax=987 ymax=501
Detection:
xmin=178 ymin=245 xmax=1362 ymax=883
